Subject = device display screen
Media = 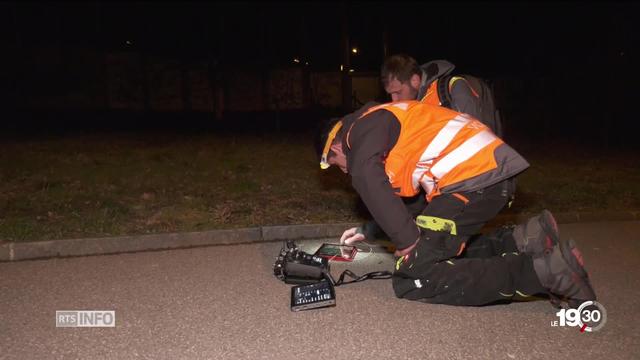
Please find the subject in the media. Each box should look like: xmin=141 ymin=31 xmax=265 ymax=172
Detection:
xmin=314 ymin=243 xmax=358 ymax=261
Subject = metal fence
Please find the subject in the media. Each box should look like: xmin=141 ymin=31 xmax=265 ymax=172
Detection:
xmin=11 ymin=50 xmax=383 ymax=118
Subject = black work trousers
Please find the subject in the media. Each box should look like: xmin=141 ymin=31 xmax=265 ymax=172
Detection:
xmin=392 ymin=179 xmax=545 ymax=306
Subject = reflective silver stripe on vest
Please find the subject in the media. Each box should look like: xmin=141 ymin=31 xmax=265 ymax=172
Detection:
xmin=419 ymin=175 xmax=437 ymax=195
xmin=431 ymin=130 xmax=497 ymax=179
xmin=418 ymin=130 xmax=497 ymax=196
xmin=411 ymin=115 xmax=470 ymax=189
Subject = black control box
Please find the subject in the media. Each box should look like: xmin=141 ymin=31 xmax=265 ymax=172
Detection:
xmin=274 ymin=240 xmax=329 ymax=285
xmin=290 ymin=279 xmax=336 ymax=312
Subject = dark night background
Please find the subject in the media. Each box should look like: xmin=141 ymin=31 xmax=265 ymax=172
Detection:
xmin=0 ymin=1 xmax=638 ymax=147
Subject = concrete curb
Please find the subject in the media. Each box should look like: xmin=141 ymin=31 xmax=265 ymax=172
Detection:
xmin=1 ymin=211 xmax=638 ymax=262
xmin=0 ymin=222 xmax=359 ymax=262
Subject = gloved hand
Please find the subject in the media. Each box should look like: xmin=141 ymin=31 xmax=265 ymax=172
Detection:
xmin=340 ymin=226 xmax=366 ymax=245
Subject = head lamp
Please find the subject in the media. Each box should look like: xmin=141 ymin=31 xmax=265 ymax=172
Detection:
xmin=319 ymin=121 xmax=343 ymax=169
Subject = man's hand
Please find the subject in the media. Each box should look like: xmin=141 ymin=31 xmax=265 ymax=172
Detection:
xmin=340 ymin=227 xmax=366 ymax=245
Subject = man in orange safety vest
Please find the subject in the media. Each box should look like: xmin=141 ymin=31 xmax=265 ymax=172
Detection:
xmin=315 ymin=100 xmax=595 ymax=308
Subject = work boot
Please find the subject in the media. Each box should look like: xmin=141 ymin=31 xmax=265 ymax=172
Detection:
xmin=532 ymin=238 xmax=597 ymax=309
xmin=513 ymin=209 xmax=559 ymax=256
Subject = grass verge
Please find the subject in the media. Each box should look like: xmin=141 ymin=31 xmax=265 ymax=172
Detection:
xmin=1 ymin=132 xmax=638 ymax=242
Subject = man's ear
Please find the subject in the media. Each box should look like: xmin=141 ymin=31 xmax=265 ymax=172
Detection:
xmin=410 ymin=74 xmax=421 ymax=90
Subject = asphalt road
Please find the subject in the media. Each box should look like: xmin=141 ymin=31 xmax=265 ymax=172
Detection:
xmin=1 ymin=221 xmax=639 ymax=360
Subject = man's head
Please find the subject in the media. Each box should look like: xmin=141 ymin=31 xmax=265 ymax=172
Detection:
xmin=314 ymin=102 xmax=379 ymax=174
xmin=381 ymin=54 xmax=422 ymax=101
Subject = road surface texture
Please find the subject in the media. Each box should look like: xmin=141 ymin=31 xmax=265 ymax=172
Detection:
xmin=1 ymin=221 xmax=638 ymax=359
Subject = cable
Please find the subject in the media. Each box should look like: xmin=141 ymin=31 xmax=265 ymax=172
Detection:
xmin=320 ymin=241 xmax=391 ymax=286
xmin=332 ymin=269 xmax=393 ymax=287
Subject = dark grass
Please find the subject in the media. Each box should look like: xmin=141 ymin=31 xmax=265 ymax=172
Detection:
xmin=1 ymin=111 xmax=639 ymax=242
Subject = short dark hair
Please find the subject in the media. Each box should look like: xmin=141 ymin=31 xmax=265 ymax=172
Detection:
xmin=381 ymin=54 xmax=421 ymax=86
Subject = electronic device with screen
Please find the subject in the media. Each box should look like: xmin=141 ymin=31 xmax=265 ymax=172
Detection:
xmin=314 ymin=243 xmax=358 ymax=262
xmin=290 ymin=278 xmax=336 ymax=311
xmin=274 ymin=240 xmax=392 ymax=312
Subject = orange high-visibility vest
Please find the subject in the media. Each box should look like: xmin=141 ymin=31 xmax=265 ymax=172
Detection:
xmin=420 ymin=81 xmax=440 ymax=105
xmin=420 ymin=77 xmax=477 ymax=105
xmin=350 ymin=101 xmax=503 ymax=201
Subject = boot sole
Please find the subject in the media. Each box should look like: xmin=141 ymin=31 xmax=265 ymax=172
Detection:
xmin=558 ymin=238 xmax=597 ymax=307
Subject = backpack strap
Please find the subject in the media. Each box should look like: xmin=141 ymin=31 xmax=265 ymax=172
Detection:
xmin=437 ymin=75 xmax=453 ymax=108
xmin=457 ymin=76 xmax=481 ymax=98
xmin=438 ymin=75 xmax=483 ymax=107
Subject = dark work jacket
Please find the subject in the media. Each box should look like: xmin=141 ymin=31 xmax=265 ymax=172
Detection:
xmin=339 ymin=102 xmax=524 ymax=250
xmin=417 ymin=60 xmax=503 ymax=137
xmin=417 ymin=60 xmax=483 ymax=122
xmin=340 ymin=105 xmax=420 ymax=251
